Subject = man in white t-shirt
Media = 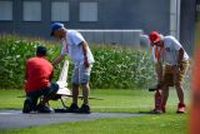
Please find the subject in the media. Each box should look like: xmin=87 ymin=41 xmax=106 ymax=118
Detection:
xmin=149 ymin=31 xmax=190 ymax=114
xmin=51 ymin=23 xmax=95 ymax=114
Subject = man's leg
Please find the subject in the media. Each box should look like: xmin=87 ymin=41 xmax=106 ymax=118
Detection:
xmin=174 ymin=61 xmax=189 ymax=113
xmin=37 ymin=83 xmax=59 ymax=113
xmin=66 ymin=83 xmax=79 ymax=112
xmin=161 ymin=65 xmax=174 ymax=113
xmin=78 ymin=64 xmax=92 ymax=114
xmin=175 ymin=83 xmax=185 ymax=105
xmin=152 ymin=89 xmax=163 ymax=114
xmin=22 ymin=92 xmax=38 ymax=113
xmin=72 ymin=83 xmax=79 ymax=105
xmin=175 ymin=83 xmax=186 ymax=113
xmin=39 ymin=83 xmax=59 ymax=105
xmin=174 ymin=65 xmax=185 ymax=105
xmin=82 ymin=83 xmax=90 ymax=105
xmin=22 ymin=97 xmax=33 ymax=113
xmin=79 ymin=83 xmax=90 ymax=113
xmin=67 ymin=66 xmax=80 ymax=112
xmin=161 ymin=85 xmax=169 ymax=113
xmin=175 ymin=74 xmax=186 ymax=114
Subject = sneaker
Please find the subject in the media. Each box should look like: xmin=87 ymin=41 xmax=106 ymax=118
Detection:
xmin=67 ymin=103 xmax=79 ymax=113
xmin=54 ymin=108 xmax=69 ymax=113
xmin=37 ymin=104 xmax=54 ymax=113
xmin=177 ymin=103 xmax=186 ymax=114
xmin=150 ymin=105 xmax=166 ymax=114
xmin=22 ymin=98 xmax=33 ymax=113
xmin=78 ymin=104 xmax=91 ymax=114
xmin=150 ymin=108 xmax=163 ymax=114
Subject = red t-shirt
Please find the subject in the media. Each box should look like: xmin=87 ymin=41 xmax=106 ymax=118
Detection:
xmin=25 ymin=56 xmax=54 ymax=93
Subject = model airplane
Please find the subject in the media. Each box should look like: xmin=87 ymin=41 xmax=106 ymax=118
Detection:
xmin=55 ymin=60 xmax=102 ymax=109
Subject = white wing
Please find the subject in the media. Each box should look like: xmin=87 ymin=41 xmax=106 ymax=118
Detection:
xmin=56 ymin=60 xmax=71 ymax=96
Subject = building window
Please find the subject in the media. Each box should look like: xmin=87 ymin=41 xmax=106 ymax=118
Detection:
xmin=0 ymin=1 xmax=13 ymax=21
xmin=23 ymin=1 xmax=42 ymax=21
xmin=51 ymin=2 xmax=69 ymax=22
xmin=79 ymin=2 xmax=98 ymax=22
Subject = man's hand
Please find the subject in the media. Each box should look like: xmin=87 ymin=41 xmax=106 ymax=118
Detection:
xmin=24 ymin=80 xmax=27 ymax=84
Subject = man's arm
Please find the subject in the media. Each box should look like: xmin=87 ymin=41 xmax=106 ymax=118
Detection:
xmin=81 ymin=41 xmax=89 ymax=68
xmin=177 ymin=48 xmax=184 ymax=71
xmin=52 ymin=55 xmax=65 ymax=66
xmin=178 ymin=48 xmax=184 ymax=63
xmin=155 ymin=61 xmax=163 ymax=87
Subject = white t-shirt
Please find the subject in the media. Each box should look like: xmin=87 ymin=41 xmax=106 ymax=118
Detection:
xmin=61 ymin=30 xmax=95 ymax=65
xmin=161 ymin=36 xmax=189 ymax=65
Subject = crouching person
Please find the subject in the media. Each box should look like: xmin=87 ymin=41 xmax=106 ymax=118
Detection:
xmin=149 ymin=31 xmax=190 ymax=113
xmin=22 ymin=46 xmax=59 ymax=113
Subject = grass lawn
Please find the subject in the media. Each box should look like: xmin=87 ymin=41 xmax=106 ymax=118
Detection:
xmin=0 ymin=89 xmax=190 ymax=134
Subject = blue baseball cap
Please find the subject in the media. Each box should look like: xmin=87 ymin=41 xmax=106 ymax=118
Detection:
xmin=50 ymin=22 xmax=64 ymax=36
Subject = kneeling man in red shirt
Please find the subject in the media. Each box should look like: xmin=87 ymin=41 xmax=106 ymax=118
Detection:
xmin=23 ymin=46 xmax=59 ymax=113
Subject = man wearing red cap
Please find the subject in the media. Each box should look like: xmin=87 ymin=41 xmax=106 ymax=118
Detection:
xmin=149 ymin=31 xmax=190 ymax=113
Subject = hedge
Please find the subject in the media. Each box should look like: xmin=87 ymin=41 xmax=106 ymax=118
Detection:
xmin=0 ymin=35 xmax=155 ymax=89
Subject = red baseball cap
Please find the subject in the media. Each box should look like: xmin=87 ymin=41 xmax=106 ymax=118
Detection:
xmin=149 ymin=31 xmax=161 ymax=44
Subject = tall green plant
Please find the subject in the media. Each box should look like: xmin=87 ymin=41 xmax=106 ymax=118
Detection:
xmin=90 ymin=45 xmax=155 ymax=89
xmin=0 ymin=35 xmax=61 ymax=89
xmin=0 ymin=35 xmax=155 ymax=89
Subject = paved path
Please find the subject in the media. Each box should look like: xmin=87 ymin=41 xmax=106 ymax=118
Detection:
xmin=0 ymin=110 xmax=143 ymax=129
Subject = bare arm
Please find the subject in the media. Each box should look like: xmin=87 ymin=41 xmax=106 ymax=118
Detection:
xmin=81 ymin=41 xmax=89 ymax=68
xmin=155 ymin=61 xmax=163 ymax=87
xmin=177 ymin=48 xmax=184 ymax=71
xmin=178 ymin=48 xmax=184 ymax=63
xmin=52 ymin=55 xmax=65 ymax=66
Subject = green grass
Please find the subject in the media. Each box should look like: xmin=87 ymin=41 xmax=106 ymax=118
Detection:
xmin=0 ymin=89 xmax=190 ymax=134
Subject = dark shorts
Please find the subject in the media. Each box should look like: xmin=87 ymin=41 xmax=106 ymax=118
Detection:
xmin=26 ymin=83 xmax=59 ymax=105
